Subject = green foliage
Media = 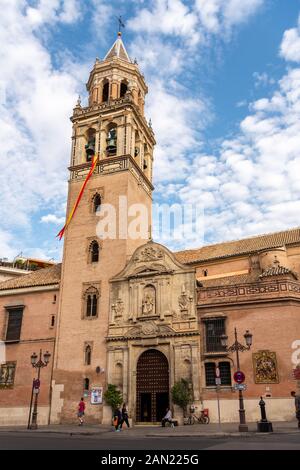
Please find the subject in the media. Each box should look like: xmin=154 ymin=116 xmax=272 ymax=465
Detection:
xmin=171 ymin=379 xmax=193 ymax=416
xmin=104 ymin=384 xmax=123 ymax=412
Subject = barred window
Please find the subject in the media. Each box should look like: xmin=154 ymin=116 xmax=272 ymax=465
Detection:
xmin=205 ymin=362 xmax=232 ymax=386
xmin=6 ymin=307 xmax=23 ymax=342
xmin=205 ymin=318 xmax=226 ymax=352
xmin=205 ymin=363 xmax=216 ymax=386
xmin=219 ymin=362 xmax=232 ymax=386
xmin=0 ymin=362 xmax=16 ymax=388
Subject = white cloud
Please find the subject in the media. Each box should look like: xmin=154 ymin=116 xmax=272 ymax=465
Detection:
xmin=195 ymin=0 xmax=264 ymax=35
xmin=127 ymin=0 xmax=201 ymax=46
xmin=41 ymin=214 xmax=65 ymax=224
xmin=280 ymin=15 xmax=300 ymax=63
xmin=0 ymin=0 xmax=83 ymax=230
xmin=177 ymin=62 xmax=300 ymax=245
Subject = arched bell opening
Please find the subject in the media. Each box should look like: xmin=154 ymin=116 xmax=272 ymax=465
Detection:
xmin=102 ymin=79 xmax=109 ymax=102
xmin=106 ymin=123 xmax=117 ymax=156
xmin=120 ymin=80 xmax=128 ymax=98
xmin=85 ymin=128 xmax=96 ymax=162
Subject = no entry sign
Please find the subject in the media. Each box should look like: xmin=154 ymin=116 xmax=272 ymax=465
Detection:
xmin=233 ymin=371 xmax=245 ymax=384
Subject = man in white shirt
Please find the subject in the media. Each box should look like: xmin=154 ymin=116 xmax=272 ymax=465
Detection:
xmin=161 ymin=407 xmax=172 ymax=427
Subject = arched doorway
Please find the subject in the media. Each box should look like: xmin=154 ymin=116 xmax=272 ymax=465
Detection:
xmin=136 ymin=349 xmax=169 ymax=423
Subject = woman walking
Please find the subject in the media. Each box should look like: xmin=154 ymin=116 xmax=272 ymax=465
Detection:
xmin=120 ymin=403 xmax=130 ymax=429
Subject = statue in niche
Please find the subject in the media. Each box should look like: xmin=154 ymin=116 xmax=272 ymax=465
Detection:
xmin=142 ymin=285 xmax=156 ymax=316
xmin=178 ymin=285 xmax=189 ymax=318
xmin=111 ymin=298 xmax=124 ymax=323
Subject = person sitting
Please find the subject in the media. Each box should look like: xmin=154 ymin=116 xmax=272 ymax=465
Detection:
xmin=161 ymin=407 xmax=173 ymax=427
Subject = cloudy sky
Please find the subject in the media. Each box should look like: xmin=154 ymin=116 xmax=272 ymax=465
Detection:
xmin=1 ymin=0 xmax=300 ymax=260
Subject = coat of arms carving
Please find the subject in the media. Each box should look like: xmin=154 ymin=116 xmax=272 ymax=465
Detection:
xmin=135 ymin=246 xmax=164 ymax=262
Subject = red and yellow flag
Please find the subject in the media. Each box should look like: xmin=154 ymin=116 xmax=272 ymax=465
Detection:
xmin=57 ymin=155 xmax=99 ymax=240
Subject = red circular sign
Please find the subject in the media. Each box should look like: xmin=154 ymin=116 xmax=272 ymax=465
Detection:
xmin=234 ymin=371 xmax=245 ymax=384
xmin=33 ymin=379 xmax=40 ymax=388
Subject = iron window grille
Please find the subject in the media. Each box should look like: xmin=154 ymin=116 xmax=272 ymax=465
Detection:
xmin=205 ymin=318 xmax=226 ymax=352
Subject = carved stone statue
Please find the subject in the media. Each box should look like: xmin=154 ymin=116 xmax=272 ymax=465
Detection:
xmin=142 ymin=285 xmax=156 ymax=316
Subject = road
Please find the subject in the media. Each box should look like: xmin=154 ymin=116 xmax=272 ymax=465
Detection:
xmin=0 ymin=431 xmax=299 ymax=450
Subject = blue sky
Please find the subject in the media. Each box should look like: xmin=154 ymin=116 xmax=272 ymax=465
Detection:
xmin=1 ymin=0 xmax=300 ymax=261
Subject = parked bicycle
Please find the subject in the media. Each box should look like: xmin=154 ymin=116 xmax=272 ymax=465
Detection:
xmin=187 ymin=407 xmax=210 ymax=425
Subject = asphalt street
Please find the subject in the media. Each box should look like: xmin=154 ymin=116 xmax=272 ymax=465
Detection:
xmin=0 ymin=431 xmax=299 ymax=450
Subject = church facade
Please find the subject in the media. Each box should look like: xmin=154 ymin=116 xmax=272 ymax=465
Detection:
xmin=1 ymin=35 xmax=300 ymax=426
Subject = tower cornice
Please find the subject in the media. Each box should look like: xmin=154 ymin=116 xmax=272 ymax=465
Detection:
xmin=71 ymin=97 xmax=155 ymax=146
xmin=86 ymin=58 xmax=148 ymax=94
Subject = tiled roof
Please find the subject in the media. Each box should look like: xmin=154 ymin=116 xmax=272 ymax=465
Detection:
xmin=0 ymin=264 xmax=61 ymax=291
xmin=104 ymin=35 xmax=130 ymax=62
xmin=175 ymin=227 xmax=300 ymax=264
xmin=259 ymin=265 xmax=298 ymax=280
xmin=198 ymin=272 xmax=260 ymax=289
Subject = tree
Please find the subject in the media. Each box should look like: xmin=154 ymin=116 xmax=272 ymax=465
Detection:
xmin=104 ymin=384 xmax=123 ymax=414
xmin=171 ymin=379 xmax=193 ymax=417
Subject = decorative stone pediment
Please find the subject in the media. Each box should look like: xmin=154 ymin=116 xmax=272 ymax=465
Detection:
xmin=112 ymin=241 xmax=192 ymax=281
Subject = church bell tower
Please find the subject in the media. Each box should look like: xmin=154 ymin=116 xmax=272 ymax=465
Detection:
xmin=50 ymin=33 xmax=155 ymax=424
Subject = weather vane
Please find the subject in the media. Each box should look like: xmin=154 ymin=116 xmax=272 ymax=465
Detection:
xmin=116 ymin=15 xmax=125 ymax=34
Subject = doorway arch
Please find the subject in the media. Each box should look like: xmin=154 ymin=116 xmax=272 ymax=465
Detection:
xmin=136 ymin=349 xmax=169 ymax=423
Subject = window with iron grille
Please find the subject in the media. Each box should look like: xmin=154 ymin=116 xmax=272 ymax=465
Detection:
xmin=219 ymin=362 xmax=232 ymax=385
xmin=0 ymin=362 xmax=16 ymax=388
xmin=205 ymin=362 xmax=232 ymax=386
xmin=5 ymin=308 xmax=23 ymax=342
xmin=205 ymin=318 xmax=226 ymax=352
xmin=205 ymin=363 xmax=216 ymax=386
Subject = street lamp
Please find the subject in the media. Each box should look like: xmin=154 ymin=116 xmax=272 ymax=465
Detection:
xmin=28 ymin=349 xmax=51 ymax=430
xmin=220 ymin=328 xmax=253 ymax=432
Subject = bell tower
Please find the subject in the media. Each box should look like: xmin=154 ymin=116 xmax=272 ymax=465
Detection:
xmin=50 ymin=34 xmax=155 ymax=424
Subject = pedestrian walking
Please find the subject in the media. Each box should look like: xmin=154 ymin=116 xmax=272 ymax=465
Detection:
xmin=113 ymin=407 xmax=122 ymax=432
xmin=77 ymin=397 xmax=85 ymax=426
xmin=120 ymin=403 xmax=130 ymax=429
xmin=161 ymin=407 xmax=172 ymax=427
xmin=291 ymin=391 xmax=300 ymax=428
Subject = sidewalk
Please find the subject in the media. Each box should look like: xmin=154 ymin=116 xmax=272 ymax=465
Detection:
xmin=0 ymin=421 xmax=299 ymax=437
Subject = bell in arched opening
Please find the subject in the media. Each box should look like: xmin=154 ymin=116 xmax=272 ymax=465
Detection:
xmin=85 ymin=128 xmax=96 ymax=161
xmin=106 ymin=127 xmax=117 ymax=156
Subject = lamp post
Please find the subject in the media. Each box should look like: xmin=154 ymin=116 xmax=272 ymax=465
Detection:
xmin=28 ymin=349 xmax=51 ymax=430
xmin=220 ymin=328 xmax=253 ymax=432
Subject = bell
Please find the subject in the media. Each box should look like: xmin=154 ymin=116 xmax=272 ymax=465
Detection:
xmin=106 ymin=130 xmax=117 ymax=155
xmin=85 ymin=139 xmax=95 ymax=160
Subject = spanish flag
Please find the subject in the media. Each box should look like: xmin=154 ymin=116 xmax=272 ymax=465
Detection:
xmin=57 ymin=155 xmax=99 ymax=240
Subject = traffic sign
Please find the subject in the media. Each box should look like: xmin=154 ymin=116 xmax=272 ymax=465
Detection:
xmin=215 ymin=377 xmax=221 ymax=385
xmin=233 ymin=383 xmax=247 ymax=391
xmin=293 ymin=369 xmax=300 ymax=380
xmin=33 ymin=379 xmax=40 ymax=388
xmin=215 ymin=367 xmax=220 ymax=378
xmin=233 ymin=371 xmax=245 ymax=384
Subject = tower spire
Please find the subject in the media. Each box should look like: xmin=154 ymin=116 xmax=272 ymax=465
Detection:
xmin=104 ymin=31 xmax=131 ymax=62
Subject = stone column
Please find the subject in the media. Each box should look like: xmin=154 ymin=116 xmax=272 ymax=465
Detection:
xmin=191 ymin=343 xmax=201 ymax=402
xmin=122 ymin=347 xmax=129 ymax=404
xmin=111 ymin=79 xmax=119 ymax=100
